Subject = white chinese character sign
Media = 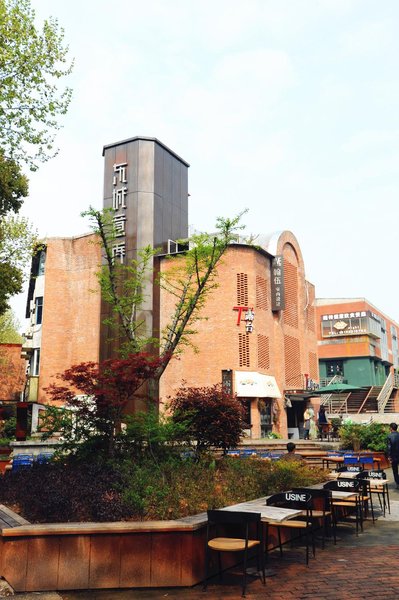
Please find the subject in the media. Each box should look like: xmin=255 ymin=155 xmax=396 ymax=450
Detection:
xmin=112 ymin=162 xmax=128 ymax=263
xmin=271 ymin=255 xmax=285 ymax=311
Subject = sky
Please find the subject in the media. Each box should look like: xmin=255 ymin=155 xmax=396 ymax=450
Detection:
xmin=11 ymin=0 xmax=399 ymax=325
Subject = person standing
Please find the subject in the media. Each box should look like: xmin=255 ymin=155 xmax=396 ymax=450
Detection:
xmin=317 ymin=405 xmax=329 ymax=440
xmin=303 ymin=403 xmax=314 ymax=440
xmin=387 ymin=422 xmax=399 ymax=488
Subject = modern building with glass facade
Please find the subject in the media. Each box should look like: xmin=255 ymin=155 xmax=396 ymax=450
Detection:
xmin=316 ymin=298 xmax=399 ymax=388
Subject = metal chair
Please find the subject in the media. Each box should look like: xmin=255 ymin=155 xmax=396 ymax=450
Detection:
xmin=292 ymin=487 xmax=336 ymax=548
xmin=324 ymin=479 xmax=363 ymax=535
xmin=11 ymin=454 xmax=34 ymax=472
xmin=365 ymin=469 xmax=390 ymax=516
xmin=265 ymin=491 xmax=315 ymax=565
xmin=336 ymin=464 xmax=363 ymax=474
xmin=355 ymin=472 xmax=376 ymax=523
xmin=204 ymin=509 xmax=265 ymax=597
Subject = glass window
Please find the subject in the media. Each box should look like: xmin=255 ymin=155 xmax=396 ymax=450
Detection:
xmin=35 ymin=297 xmax=43 ymax=325
xmin=31 ymin=348 xmax=40 ymax=376
xmin=326 ymin=360 xmax=344 ymax=377
xmin=37 ymin=250 xmax=46 ymax=276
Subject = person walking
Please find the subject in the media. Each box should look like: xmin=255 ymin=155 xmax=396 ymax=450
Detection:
xmin=387 ymin=422 xmax=399 ymax=488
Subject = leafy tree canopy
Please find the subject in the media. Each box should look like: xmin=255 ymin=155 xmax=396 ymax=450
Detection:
xmin=0 ymin=215 xmax=37 ymax=314
xmin=0 ymin=0 xmax=73 ymax=170
xmin=0 ymin=308 xmax=22 ymax=343
xmin=0 ymin=151 xmax=28 ymax=215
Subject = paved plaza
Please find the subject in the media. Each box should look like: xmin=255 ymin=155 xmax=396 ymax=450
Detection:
xmin=9 ymin=474 xmax=399 ymax=600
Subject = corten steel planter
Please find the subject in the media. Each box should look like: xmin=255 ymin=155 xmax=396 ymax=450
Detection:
xmin=0 ymin=510 xmax=297 ymax=592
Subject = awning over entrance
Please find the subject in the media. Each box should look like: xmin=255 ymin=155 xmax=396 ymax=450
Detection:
xmin=235 ymin=371 xmax=281 ymax=398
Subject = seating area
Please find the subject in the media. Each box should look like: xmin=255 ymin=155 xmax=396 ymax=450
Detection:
xmin=203 ymin=462 xmax=392 ymax=596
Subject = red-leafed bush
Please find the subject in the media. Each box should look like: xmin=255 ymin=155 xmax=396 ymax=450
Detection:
xmin=169 ymin=384 xmax=245 ymax=457
xmin=42 ymin=352 xmax=169 ymax=458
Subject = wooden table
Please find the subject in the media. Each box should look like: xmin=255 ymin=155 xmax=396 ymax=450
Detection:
xmin=222 ymin=500 xmax=303 ymax=522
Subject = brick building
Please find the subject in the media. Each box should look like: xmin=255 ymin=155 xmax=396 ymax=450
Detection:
xmin=159 ymin=231 xmax=318 ymax=439
xmin=21 ymin=137 xmax=318 ymax=439
xmin=22 ymin=234 xmax=101 ymax=431
xmin=0 ymin=343 xmax=25 ymax=403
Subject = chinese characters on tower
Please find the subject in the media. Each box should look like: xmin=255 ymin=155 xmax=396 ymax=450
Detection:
xmin=112 ymin=162 xmax=128 ymax=263
xmin=271 ymin=255 xmax=285 ymax=311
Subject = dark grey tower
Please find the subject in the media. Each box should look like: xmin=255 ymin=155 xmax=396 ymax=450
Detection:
xmin=101 ymin=136 xmax=189 ymax=361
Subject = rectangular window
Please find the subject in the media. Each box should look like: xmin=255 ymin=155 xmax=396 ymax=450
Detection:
xmin=326 ymin=360 xmax=343 ymax=377
xmin=35 ymin=297 xmax=43 ymax=325
xmin=31 ymin=348 xmax=40 ymax=376
xmin=37 ymin=250 xmax=46 ymax=276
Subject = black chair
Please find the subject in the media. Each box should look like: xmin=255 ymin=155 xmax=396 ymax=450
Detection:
xmin=365 ymin=469 xmax=390 ymax=516
xmin=204 ymin=509 xmax=265 ymax=597
xmin=292 ymin=487 xmax=336 ymax=548
xmin=336 ymin=465 xmax=363 ymax=474
xmin=355 ymin=472 xmax=376 ymax=523
xmin=324 ymin=479 xmax=363 ymax=535
xmin=265 ymin=491 xmax=315 ymax=565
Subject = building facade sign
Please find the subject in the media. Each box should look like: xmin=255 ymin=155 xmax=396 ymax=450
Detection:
xmin=233 ymin=306 xmax=255 ymax=333
xmin=321 ymin=311 xmax=369 ymax=337
xmin=234 ymin=371 xmax=281 ymax=398
xmin=271 ymin=255 xmax=285 ymax=311
xmin=111 ymin=162 xmax=128 ymax=263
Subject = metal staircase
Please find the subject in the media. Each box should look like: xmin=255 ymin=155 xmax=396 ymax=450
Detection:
xmin=377 ymin=373 xmax=394 ymax=413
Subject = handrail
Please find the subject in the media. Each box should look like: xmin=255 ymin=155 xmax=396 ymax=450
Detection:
xmin=377 ymin=372 xmax=394 ymax=413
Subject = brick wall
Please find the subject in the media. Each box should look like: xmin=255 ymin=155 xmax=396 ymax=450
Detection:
xmin=38 ymin=234 xmax=101 ymax=403
xmin=159 ymin=233 xmax=318 ymax=438
xmin=0 ymin=343 xmax=24 ymax=402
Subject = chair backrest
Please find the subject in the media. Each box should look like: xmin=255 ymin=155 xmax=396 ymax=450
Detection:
xmin=343 ymin=456 xmax=359 ymax=465
xmin=36 ymin=452 xmax=54 ymax=464
xmin=324 ymin=478 xmax=362 ymax=493
xmin=366 ymin=469 xmax=386 ymax=480
xmin=337 ymin=464 xmax=363 ymax=473
xmin=267 ymin=491 xmax=312 ymax=510
xmin=359 ymin=455 xmax=374 ymax=466
xmin=291 ymin=487 xmax=332 ymax=511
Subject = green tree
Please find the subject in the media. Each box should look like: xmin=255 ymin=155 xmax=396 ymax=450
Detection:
xmin=0 ymin=152 xmax=28 ymax=215
xmin=82 ymin=206 xmax=246 ymax=381
xmin=0 ymin=0 xmax=73 ymax=170
xmin=0 ymin=215 xmax=37 ymax=314
xmin=0 ymin=308 xmax=22 ymax=343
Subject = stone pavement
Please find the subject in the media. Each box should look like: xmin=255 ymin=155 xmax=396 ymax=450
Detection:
xmin=10 ymin=474 xmax=399 ymax=600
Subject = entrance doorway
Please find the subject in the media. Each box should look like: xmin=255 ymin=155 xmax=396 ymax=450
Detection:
xmin=286 ymin=400 xmax=306 ymax=439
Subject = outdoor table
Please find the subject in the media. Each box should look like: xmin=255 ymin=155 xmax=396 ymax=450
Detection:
xmin=222 ymin=500 xmax=303 ymax=522
xmin=322 ymin=456 xmax=381 ymax=470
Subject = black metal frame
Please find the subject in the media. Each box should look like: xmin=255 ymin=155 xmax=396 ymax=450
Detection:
xmin=204 ymin=509 xmax=266 ymax=597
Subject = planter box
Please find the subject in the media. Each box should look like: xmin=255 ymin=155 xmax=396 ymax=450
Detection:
xmin=0 ymin=509 xmax=296 ymax=592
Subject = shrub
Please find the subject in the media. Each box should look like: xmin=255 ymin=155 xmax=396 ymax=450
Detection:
xmin=0 ymin=456 xmax=325 ymax=523
xmin=0 ymin=462 xmax=131 ymax=522
xmin=339 ymin=422 xmax=389 ymax=452
xmin=169 ymin=384 xmax=245 ymax=458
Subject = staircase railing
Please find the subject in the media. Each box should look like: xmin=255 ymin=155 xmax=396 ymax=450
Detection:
xmin=377 ymin=372 xmax=394 ymax=413
xmin=318 ymin=375 xmax=344 ymax=388
xmin=319 ymin=375 xmax=344 ymax=411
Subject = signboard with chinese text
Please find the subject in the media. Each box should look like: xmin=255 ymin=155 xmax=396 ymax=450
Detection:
xmin=321 ymin=311 xmax=371 ymax=338
xmin=271 ymin=255 xmax=285 ymax=311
